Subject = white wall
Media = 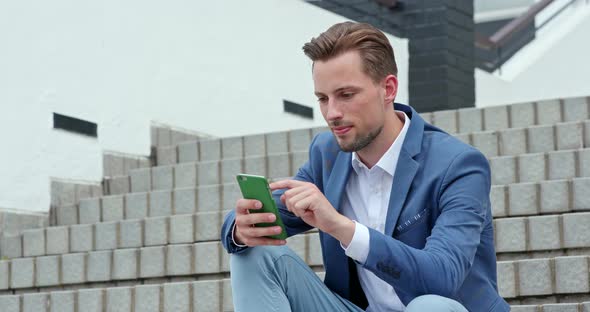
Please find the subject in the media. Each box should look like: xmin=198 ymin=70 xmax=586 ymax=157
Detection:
xmin=475 ymin=0 xmax=534 ymax=12
xmin=0 ymin=0 xmax=409 ymax=212
xmin=475 ymin=0 xmax=590 ymax=107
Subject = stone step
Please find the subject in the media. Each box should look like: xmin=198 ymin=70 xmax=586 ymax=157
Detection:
xmin=155 ymin=127 xmax=318 ymax=166
xmin=3 ymin=213 xmax=590 ymax=296
xmin=152 ymin=97 xmax=589 ymax=165
xmin=52 ymin=173 xmax=590 ymax=227
xmin=491 ymin=177 xmax=590 ymax=218
xmin=0 ymin=229 xmax=320 ymax=294
xmin=102 ymin=151 xmax=151 ymax=179
xmin=4 ymin=205 xmax=590 ymax=263
xmin=155 ymin=117 xmax=590 ymax=166
xmin=104 ymin=146 xmax=590 ymax=197
xmin=3 ymin=216 xmax=590 ymax=307
xmin=2 ymin=242 xmax=590 ymax=309
xmin=426 ymin=98 xmax=589 ymax=135
xmin=105 ymin=152 xmax=306 ymax=196
xmin=494 ymin=212 xmax=590 ymax=260
xmin=0 ymin=211 xmax=229 ymax=259
xmin=0 ymin=240 xmax=230 ymax=291
xmin=511 ymin=303 xmax=590 ymax=311
xmin=490 ymin=148 xmax=590 ymax=186
xmin=0 ymin=216 xmax=317 ymax=292
xmin=150 ymin=123 xmax=213 ymax=148
xmin=53 ymin=184 xmax=241 ymax=226
xmin=0 ymin=279 xmax=233 ymax=312
xmin=498 ymin=256 xmax=590 ymax=301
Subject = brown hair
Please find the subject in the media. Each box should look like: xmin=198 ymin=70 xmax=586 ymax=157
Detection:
xmin=302 ymin=22 xmax=398 ymax=83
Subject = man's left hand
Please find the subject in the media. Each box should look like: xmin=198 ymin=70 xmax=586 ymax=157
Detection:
xmin=270 ymin=179 xmax=355 ymax=246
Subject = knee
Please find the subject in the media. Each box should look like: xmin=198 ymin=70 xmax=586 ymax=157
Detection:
xmin=405 ymin=295 xmax=466 ymax=312
xmin=230 ymin=245 xmax=293 ymax=271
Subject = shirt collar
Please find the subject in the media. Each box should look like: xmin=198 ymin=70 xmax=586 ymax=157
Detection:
xmin=351 ymin=111 xmax=411 ymax=176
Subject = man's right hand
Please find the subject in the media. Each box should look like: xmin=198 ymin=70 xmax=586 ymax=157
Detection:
xmin=234 ymin=198 xmax=287 ymax=247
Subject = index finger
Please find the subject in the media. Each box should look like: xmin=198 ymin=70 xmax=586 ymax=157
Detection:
xmin=269 ymin=179 xmax=305 ymax=190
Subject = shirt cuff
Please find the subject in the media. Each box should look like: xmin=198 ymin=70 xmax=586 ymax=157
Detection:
xmin=341 ymin=221 xmax=370 ymax=264
xmin=231 ymin=223 xmax=248 ymax=248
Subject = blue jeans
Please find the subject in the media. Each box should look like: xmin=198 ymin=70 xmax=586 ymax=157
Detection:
xmin=229 ymin=245 xmax=468 ymax=312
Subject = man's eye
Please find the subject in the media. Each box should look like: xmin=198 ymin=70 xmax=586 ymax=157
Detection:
xmin=317 ymin=97 xmax=327 ymax=103
xmin=341 ymin=93 xmax=354 ymax=98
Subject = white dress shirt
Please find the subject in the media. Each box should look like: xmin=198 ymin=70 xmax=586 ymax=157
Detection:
xmin=341 ymin=111 xmax=410 ymax=312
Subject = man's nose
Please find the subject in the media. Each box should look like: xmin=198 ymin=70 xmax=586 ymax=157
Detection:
xmin=326 ymin=100 xmax=344 ymax=121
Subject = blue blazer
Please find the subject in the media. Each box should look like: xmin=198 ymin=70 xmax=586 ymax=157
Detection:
xmin=222 ymin=104 xmax=510 ymax=312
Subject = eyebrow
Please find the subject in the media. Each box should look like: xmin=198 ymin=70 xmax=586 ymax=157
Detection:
xmin=315 ymin=86 xmax=360 ymax=97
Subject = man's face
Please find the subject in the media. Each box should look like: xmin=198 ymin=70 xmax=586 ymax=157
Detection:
xmin=313 ymin=51 xmax=387 ymax=152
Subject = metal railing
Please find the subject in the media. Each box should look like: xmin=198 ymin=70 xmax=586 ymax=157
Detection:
xmin=476 ymin=0 xmax=585 ymax=72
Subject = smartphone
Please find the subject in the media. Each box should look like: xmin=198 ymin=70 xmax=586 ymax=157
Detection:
xmin=236 ymin=174 xmax=288 ymax=240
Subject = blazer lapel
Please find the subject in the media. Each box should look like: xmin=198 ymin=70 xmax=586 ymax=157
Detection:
xmin=384 ymin=103 xmax=425 ymax=236
xmin=321 ymin=150 xmax=354 ymax=299
xmin=325 ymin=151 xmax=352 ymax=213
xmin=384 ymin=151 xmax=419 ymax=236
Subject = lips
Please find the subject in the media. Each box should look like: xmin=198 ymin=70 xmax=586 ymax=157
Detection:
xmin=332 ymin=126 xmax=352 ymax=135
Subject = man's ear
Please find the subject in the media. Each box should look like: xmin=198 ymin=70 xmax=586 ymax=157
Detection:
xmin=383 ymin=74 xmax=398 ymax=106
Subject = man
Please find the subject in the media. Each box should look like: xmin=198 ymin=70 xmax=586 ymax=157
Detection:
xmin=221 ymin=22 xmax=509 ymax=312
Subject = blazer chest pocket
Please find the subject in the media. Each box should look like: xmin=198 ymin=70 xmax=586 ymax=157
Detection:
xmin=394 ymin=208 xmax=430 ymax=236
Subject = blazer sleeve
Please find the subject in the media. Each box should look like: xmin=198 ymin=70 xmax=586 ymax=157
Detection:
xmin=220 ymin=135 xmax=321 ymax=254
xmin=360 ymin=148 xmax=490 ymax=298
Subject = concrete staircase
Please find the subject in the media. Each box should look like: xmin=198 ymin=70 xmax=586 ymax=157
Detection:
xmin=1 ymin=97 xmax=590 ymax=311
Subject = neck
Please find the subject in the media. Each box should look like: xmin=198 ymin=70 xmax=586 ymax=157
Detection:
xmin=356 ymin=110 xmax=404 ymax=168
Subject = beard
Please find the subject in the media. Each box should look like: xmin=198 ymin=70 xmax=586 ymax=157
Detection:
xmin=337 ymin=124 xmax=383 ymax=152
